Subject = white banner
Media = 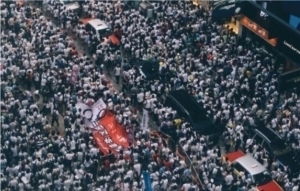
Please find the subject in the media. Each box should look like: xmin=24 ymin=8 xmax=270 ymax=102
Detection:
xmin=76 ymin=98 xmax=107 ymax=122
xmin=141 ymin=109 xmax=149 ymax=130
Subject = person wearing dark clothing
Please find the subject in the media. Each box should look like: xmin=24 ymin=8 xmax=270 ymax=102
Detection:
xmin=51 ymin=110 xmax=59 ymax=127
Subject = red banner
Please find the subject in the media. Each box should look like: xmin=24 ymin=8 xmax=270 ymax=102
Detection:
xmin=99 ymin=111 xmax=129 ymax=148
xmin=93 ymin=132 xmax=110 ymax=155
xmin=93 ymin=111 xmax=129 ymax=154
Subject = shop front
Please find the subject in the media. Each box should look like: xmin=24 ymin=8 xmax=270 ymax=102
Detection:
xmin=211 ymin=0 xmax=238 ymax=22
xmin=238 ymin=1 xmax=300 ymax=62
xmin=238 ymin=1 xmax=300 ymax=91
xmin=276 ymin=32 xmax=300 ymax=91
xmin=239 ymin=15 xmax=277 ymax=46
xmin=211 ymin=0 xmax=242 ymax=35
xmin=192 ymin=0 xmax=200 ymax=6
xmin=211 ymin=1 xmax=300 ymax=66
xmin=191 ymin=0 xmax=210 ymax=9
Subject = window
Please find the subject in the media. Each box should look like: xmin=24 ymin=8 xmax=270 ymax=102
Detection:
xmin=97 ymin=28 xmax=111 ymax=37
xmin=253 ymin=170 xmax=272 ymax=186
xmin=91 ymin=27 xmax=97 ymax=35
xmin=252 ymin=133 xmax=264 ymax=145
xmin=233 ymin=163 xmax=245 ymax=172
xmin=248 ymin=130 xmax=256 ymax=137
xmin=270 ymin=139 xmax=291 ymax=156
xmin=262 ymin=141 xmax=272 ymax=153
xmin=86 ymin=23 xmax=92 ymax=32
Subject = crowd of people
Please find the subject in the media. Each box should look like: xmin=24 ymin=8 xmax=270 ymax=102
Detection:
xmin=1 ymin=0 xmax=300 ymax=191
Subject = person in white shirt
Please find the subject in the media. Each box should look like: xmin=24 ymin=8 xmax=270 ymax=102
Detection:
xmin=181 ymin=182 xmax=191 ymax=191
xmin=133 ymin=161 xmax=141 ymax=176
xmin=292 ymin=183 xmax=299 ymax=191
xmin=225 ymin=171 xmax=234 ymax=186
xmin=137 ymin=91 xmax=144 ymax=108
xmin=160 ymin=177 xmax=169 ymax=190
xmin=114 ymin=64 xmax=121 ymax=84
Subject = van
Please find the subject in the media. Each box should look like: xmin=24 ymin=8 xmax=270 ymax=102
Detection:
xmin=58 ymin=0 xmax=80 ymax=15
xmin=248 ymin=127 xmax=300 ymax=177
xmin=224 ymin=151 xmax=283 ymax=191
xmin=165 ymin=90 xmax=219 ymax=145
xmin=139 ymin=60 xmax=159 ymax=80
xmin=80 ymin=18 xmax=120 ymax=45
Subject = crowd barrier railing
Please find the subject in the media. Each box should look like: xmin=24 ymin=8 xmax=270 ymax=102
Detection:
xmin=176 ymin=144 xmax=204 ymax=189
xmin=151 ymin=130 xmax=204 ymax=190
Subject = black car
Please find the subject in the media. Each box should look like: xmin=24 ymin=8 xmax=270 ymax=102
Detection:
xmin=165 ymin=90 xmax=220 ymax=145
xmin=139 ymin=60 xmax=160 ymax=80
xmin=248 ymin=127 xmax=300 ymax=177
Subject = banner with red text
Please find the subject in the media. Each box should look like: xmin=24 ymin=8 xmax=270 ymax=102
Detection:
xmin=99 ymin=111 xmax=130 ymax=149
xmin=89 ymin=111 xmax=129 ymax=154
xmin=76 ymin=99 xmax=129 ymax=154
xmin=93 ymin=132 xmax=110 ymax=155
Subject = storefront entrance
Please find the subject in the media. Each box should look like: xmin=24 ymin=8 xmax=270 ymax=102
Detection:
xmin=242 ymin=25 xmax=299 ymax=73
xmin=223 ymin=17 xmax=240 ymax=34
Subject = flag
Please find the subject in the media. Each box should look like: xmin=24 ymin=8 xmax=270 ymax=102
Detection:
xmin=141 ymin=109 xmax=149 ymax=130
xmin=143 ymin=171 xmax=153 ymax=191
xmin=76 ymin=99 xmax=129 ymax=154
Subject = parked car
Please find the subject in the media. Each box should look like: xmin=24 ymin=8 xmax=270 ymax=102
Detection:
xmin=165 ymin=90 xmax=219 ymax=145
xmin=63 ymin=1 xmax=80 ymax=15
xmin=224 ymin=150 xmax=283 ymax=191
xmin=247 ymin=127 xmax=300 ymax=177
xmin=78 ymin=18 xmax=120 ymax=45
xmin=138 ymin=60 xmax=160 ymax=80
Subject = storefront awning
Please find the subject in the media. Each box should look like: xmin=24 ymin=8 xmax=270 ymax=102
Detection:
xmin=239 ymin=15 xmax=277 ymax=46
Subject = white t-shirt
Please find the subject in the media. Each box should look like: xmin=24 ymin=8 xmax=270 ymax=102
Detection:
xmin=160 ymin=179 xmax=168 ymax=190
xmin=225 ymin=174 xmax=233 ymax=185
xmin=181 ymin=183 xmax=191 ymax=191
xmin=65 ymin=153 xmax=74 ymax=160
xmin=115 ymin=67 xmax=121 ymax=76
xmin=133 ymin=163 xmax=141 ymax=176
xmin=137 ymin=93 xmax=144 ymax=103
xmin=90 ymin=147 xmax=99 ymax=156
xmin=144 ymin=99 xmax=151 ymax=109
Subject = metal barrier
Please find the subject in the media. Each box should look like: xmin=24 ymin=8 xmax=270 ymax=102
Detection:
xmin=151 ymin=130 xmax=204 ymax=190
xmin=176 ymin=144 xmax=204 ymax=189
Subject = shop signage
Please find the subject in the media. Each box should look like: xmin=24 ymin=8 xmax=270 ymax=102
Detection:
xmin=219 ymin=4 xmax=235 ymax=10
xmin=240 ymin=15 xmax=277 ymax=46
xmin=280 ymin=68 xmax=300 ymax=92
xmin=283 ymin=41 xmax=300 ymax=55
xmin=211 ymin=1 xmax=238 ymax=22
xmin=259 ymin=10 xmax=269 ymax=18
